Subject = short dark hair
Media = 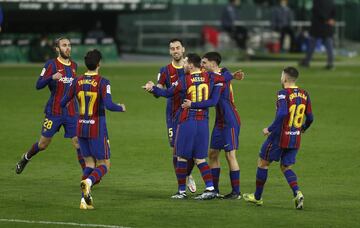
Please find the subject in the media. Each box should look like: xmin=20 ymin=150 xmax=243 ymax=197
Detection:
xmin=54 ymin=37 xmax=69 ymax=48
xmin=283 ymin=66 xmax=299 ymax=80
xmin=84 ymin=49 xmax=102 ymax=71
xmin=186 ymin=53 xmax=201 ymax=68
xmin=169 ymin=38 xmax=184 ymax=46
xmin=203 ymin=52 xmax=222 ymax=65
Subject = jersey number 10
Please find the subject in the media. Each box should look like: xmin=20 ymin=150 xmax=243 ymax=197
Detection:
xmin=187 ymin=84 xmax=209 ymax=102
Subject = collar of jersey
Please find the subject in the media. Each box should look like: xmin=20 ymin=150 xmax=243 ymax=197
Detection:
xmin=191 ymin=71 xmax=202 ymax=75
xmin=84 ymin=72 xmax=98 ymax=76
xmin=57 ymin=57 xmax=71 ymax=66
xmin=171 ymin=61 xmax=183 ymax=69
xmin=288 ymin=86 xmax=298 ymax=89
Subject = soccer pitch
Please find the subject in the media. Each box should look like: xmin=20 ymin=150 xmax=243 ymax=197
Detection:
xmin=0 ymin=61 xmax=359 ymax=227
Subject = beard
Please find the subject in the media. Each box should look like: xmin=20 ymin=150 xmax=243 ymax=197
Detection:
xmin=59 ymin=49 xmax=70 ymax=59
xmin=172 ymin=54 xmax=183 ymax=61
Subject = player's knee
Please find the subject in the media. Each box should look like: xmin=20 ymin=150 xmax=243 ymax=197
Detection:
xmin=38 ymin=140 xmax=49 ymax=150
xmin=71 ymin=137 xmax=79 ymax=149
xmin=280 ymin=164 xmax=291 ymax=173
xmin=225 ymin=150 xmax=236 ymax=161
xmin=258 ymin=158 xmax=269 ymax=169
xmin=208 ymin=150 xmax=219 ymax=162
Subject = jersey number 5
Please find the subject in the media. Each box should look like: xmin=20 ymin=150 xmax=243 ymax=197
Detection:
xmin=187 ymin=84 xmax=209 ymax=102
xmin=288 ymin=104 xmax=306 ymax=128
xmin=77 ymin=91 xmax=98 ymax=116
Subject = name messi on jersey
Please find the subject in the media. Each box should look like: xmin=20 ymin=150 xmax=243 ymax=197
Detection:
xmin=191 ymin=76 xmax=205 ymax=83
xmin=78 ymin=79 xmax=98 ymax=87
xmin=289 ymin=92 xmax=307 ymax=101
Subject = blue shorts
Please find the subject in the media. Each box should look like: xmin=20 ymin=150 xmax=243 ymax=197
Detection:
xmin=166 ymin=112 xmax=180 ymax=148
xmin=41 ymin=115 xmax=77 ymax=138
xmin=175 ymin=119 xmax=209 ymax=159
xmin=78 ymin=134 xmax=111 ymax=160
xmin=210 ymin=125 xmax=240 ymax=152
xmin=259 ymin=138 xmax=298 ymax=166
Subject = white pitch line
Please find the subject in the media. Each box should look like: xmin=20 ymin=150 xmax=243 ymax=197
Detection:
xmin=0 ymin=218 xmax=131 ymax=228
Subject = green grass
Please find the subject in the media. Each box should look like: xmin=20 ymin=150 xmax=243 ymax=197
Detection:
xmin=0 ymin=61 xmax=359 ymax=228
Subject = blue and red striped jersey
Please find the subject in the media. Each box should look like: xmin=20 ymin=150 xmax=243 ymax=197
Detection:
xmin=190 ymin=68 xmax=241 ymax=128
xmin=36 ymin=57 xmax=78 ymax=116
xmin=157 ymin=62 xmax=185 ymax=120
xmin=268 ymin=87 xmax=313 ymax=149
xmin=61 ymin=73 xmax=124 ymax=138
xmin=215 ymin=68 xmax=241 ymax=128
xmin=153 ymin=71 xmax=230 ymax=123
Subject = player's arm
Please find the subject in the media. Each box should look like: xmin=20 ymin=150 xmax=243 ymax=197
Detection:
xmin=36 ymin=61 xmax=62 ymax=90
xmin=60 ymin=78 xmax=76 ymax=108
xmin=212 ymin=68 xmax=245 ymax=84
xmin=143 ymin=80 xmax=182 ymax=98
xmin=102 ymin=80 xmax=125 ymax=112
xmin=182 ymin=84 xmax=222 ymax=109
xmin=302 ymin=94 xmax=314 ymax=132
xmin=265 ymin=92 xmax=288 ymax=135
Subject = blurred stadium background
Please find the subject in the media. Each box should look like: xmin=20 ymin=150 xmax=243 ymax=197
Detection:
xmin=0 ymin=0 xmax=359 ymax=62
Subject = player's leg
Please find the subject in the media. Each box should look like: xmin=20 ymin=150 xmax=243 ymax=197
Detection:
xmin=193 ymin=120 xmax=216 ymax=200
xmin=223 ymin=126 xmax=241 ymax=199
xmin=209 ymin=127 xmax=222 ymax=194
xmin=243 ymin=138 xmax=281 ymax=205
xmin=71 ymin=136 xmax=85 ymax=170
xmin=224 ymin=150 xmax=241 ymax=199
xmin=16 ymin=115 xmax=62 ymax=174
xmin=172 ymin=121 xmax=194 ymax=198
xmin=209 ymin=149 xmax=221 ymax=194
xmin=16 ymin=136 xmax=52 ymax=174
xmin=280 ymin=149 xmax=303 ymax=209
xmin=172 ymin=156 xmax=188 ymax=199
xmin=64 ymin=115 xmax=85 ymax=171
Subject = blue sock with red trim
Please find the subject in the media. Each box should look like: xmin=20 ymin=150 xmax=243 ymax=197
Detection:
xmin=88 ymin=165 xmax=108 ymax=186
xmin=211 ymin=168 xmax=221 ymax=193
xmin=76 ymin=148 xmax=86 ymax=170
xmin=284 ymin=169 xmax=299 ymax=196
xmin=176 ymin=160 xmax=187 ymax=193
xmin=197 ymin=162 xmax=214 ymax=190
xmin=230 ymin=170 xmax=240 ymax=194
xmin=25 ymin=142 xmax=43 ymax=160
xmin=255 ymin=167 xmax=268 ymax=200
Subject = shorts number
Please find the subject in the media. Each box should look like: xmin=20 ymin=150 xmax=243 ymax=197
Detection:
xmin=187 ymin=83 xmax=209 ymax=102
xmin=288 ymin=104 xmax=306 ymax=128
xmin=77 ymin=91 xmax=98 ymax=116
xmin=43 ymin=118 xmax=53 ymax=130
xmin=168 ymin=128 xmax=173 ymax=138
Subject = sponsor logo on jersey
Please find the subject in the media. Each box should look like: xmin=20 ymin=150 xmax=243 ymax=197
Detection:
xmin=40 ymin=68 xmax=46 ymax=76
xmin=278 ymin=94 xmax=286 ymax=100
xmin=79 ymin=119 xmax=95 ymax=124
xmin=107 ymin=85 xmax=111 ymax=94
xmin=285 ymin=130 xmax=300 ymax=136
xmin=59 ymin=77 xmax=74 ymax=84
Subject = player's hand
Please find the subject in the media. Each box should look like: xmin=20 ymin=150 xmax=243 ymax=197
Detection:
xmin=263 ymin=128 xmax=270 ymax=136
xmin=52 ymin=72 xmax=63 ymax=80
xmin=119 ymin=104 xmax=126 ymax=112
xmin=232 ymin=70 xmax=245 ymax=80
xmin=181 ymin=99 xmax=192 ymax=109
xmin=142 ymin=81 xmax=155 ymax=92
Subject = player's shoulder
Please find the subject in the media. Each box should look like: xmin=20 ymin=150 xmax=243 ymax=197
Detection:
xmin=277 ymin=89 xmax=288 ymax=100
xmin=44 ymin=58 xmax=56 ymax=68
xmin=70 ymin=59 xmax=78 ymax=68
